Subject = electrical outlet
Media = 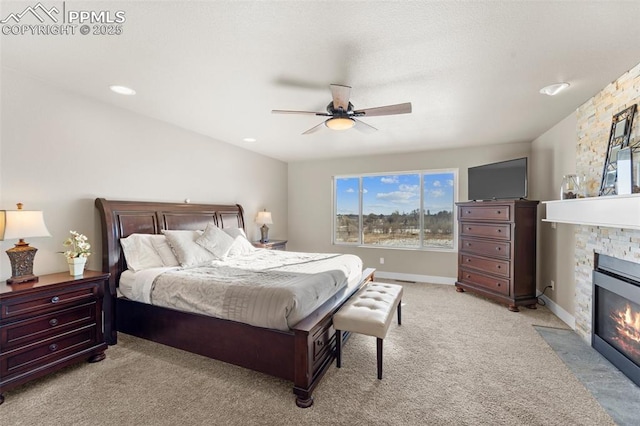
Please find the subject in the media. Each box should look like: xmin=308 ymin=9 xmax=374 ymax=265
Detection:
xmin=380 ymin=257 xmax=385 ymax=265
xmin=550 ymin=280 xmax=555 ymax=291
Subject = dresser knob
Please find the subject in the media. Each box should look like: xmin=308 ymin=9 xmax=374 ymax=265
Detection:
xmin=497 ymin=265 xmax=501 ymax=269
xmin=51 ymin=296 xmax=60 ymax=304
xmin=497 ymin=229 xmax=502 ymax=233
xmin=466 ymin=258 xmax=471 ymax=262
xmin=497 ymin=210 xmax=501 ymax=214
xmin=49 ymin=318 xmax=58 ymax=326
xmin=49 ymin=343 xmax=58 ymax=352
xmin=497 ymin=283 xmax=501 ymax=287
xmin=466 ymin=227 xmax=472 ymax=231
xmin=496 ymin=247 xmax=501 ymax=251
xmin=466 ymin=274 xmax=471 ymax=279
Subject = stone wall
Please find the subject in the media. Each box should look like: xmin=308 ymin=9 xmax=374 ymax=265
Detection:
xmin=573 ymin=62 xmax=640 ymax=340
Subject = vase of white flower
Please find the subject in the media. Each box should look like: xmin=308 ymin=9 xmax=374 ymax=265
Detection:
xmin=62 ymin=231 xmax=91 ymax=276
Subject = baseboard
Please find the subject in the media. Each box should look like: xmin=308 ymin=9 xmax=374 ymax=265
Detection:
xmin=373 ymin=271 xmax=456 ymax=285
xmin=536 ymin=290 xmax=575 ymax=329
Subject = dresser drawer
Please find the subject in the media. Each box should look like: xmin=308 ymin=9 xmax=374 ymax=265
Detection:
xmin=460 ymin=222 xmax=511 ymax=240
xmin=459 ymin=205 xmax=511 ymax=222
xmin=460 ymin=254 xmax=510 ymax=278
xmin=1 ymin=326 xmax=96 ymax=379
xmin=460 ymin=237 xmax=510 ymax=259
xmin=1 ymin=284 xmax=98 ymax=320
xmin=459 ymin=268 xmax=510 ymax=296
xmin=1 ymin=303 xmax=96 ymax=352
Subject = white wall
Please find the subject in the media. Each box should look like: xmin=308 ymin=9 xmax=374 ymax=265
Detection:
xmin=530 ymin=114 xmax=578 ymax=315
xmin=0 ymin=69 xmax=287 ymax=280
xmin=288 ymin=142 xmax=531 ymax=281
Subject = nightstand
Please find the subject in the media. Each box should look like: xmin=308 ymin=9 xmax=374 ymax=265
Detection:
xmin=0 ymin=270 xmax=109 ymax=405
xmin=252 ymin=240 xmax=288 ymax=250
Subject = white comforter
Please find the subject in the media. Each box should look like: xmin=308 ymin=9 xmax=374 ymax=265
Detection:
xmin=119 ymin=250 xmax=363 ymax=331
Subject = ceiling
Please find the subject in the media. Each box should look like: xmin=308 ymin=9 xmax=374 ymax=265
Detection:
xmin=3 ymin=1 xmax=640 ymax=162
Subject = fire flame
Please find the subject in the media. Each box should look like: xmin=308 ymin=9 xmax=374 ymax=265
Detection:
xmin=610 ymin=303 xmax=640 ymax=362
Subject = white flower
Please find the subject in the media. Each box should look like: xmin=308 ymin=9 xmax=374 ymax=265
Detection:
xmin=61 ymin=231 xmax=91 ymax=260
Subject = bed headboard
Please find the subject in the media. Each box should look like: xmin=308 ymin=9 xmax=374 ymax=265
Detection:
xmin=95 ymin=198 xmax=245 ymax=344
xmin=95 ymin=198 xmax=245 ymax=289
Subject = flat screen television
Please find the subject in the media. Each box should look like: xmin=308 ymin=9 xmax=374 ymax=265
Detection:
xmin=468 ymin=157 xmax=528 ymax=201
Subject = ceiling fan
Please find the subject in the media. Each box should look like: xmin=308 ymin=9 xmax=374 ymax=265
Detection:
xmin=272 ymin=84 xmax=412 ymax=135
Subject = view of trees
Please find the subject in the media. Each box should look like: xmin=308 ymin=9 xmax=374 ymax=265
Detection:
xmin=335 ymin=209 xmax=453 ymax=247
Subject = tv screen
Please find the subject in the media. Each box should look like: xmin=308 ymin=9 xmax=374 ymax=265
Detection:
xmin=468 ymin=158 xmax=528 ymax=201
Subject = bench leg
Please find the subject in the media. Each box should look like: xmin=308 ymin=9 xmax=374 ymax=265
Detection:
xmin=336 ymin=329 xmax=342 ymax=368
xmin=377 ymin=337 xmax=383 ymax=380
xmin=397 ymin=300 xmax=402 ymax=325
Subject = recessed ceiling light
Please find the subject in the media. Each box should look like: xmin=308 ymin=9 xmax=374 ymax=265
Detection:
xmin=109 ymin=85 xmax=136 ymax=95
xmin=243 ymin=137 xmax=257 ymax=142
xmin=539 ymin=82 xmax=570 ymax=96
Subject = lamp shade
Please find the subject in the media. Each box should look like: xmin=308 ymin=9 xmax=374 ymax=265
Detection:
xmin=255 ymin=211 xmax=273 ymax=225
xmin=0 ymin=210 xmax=51 ymax=241
xmin=325 ymin=117 xmax=355 ymax=131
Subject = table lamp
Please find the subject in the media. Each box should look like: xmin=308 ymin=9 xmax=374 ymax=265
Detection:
xmin=0 ymin=203 xmax=51 ymax=284
xmin=255 ymin=209 xmax=273 ymax=243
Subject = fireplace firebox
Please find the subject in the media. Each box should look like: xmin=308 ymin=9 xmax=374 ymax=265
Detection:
xmin=593 ymin=254 xmax=640 ymax=387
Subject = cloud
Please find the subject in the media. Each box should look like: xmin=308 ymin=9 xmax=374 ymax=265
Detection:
xmin=427 ymin=189 xmax=445 ymax=198
xmin=363 ymin=188 xmax=368 ymax=193
xmin=376 ymin=191 xmax=417 ymax=204
xmin=447 ymin=179 xmax=454 ymax=187
xmin=345 ymin=188 xmax=355 ymax=193
xmin=380 ymin=176 xmax=399 ymax=184
xmin=433 ymin=180 xmax=441 ymax=187
xmin=399 ymin=184 xmax=419 ymax=192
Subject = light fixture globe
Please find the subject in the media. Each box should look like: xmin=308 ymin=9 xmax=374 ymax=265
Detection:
xmin=325 ymin=117 xmax=355 ymax=131
xmin=539 ymin=82 xmax=570 ymax=96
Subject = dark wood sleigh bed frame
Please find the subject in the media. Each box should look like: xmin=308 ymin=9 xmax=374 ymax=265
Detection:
xmin=95 ymin=198 xmax=374 ymax=407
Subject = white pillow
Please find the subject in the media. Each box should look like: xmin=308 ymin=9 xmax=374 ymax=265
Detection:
xmin=163 ymin=229 xmax=215 ymax=267
xmin=196 ymin=223 xmax=236 ymax=260
xmin=223 ymin=227 xmax=248 ymax=240
xmin=120 ymin=234 xmax=164 ymax=272
xmin=150 ymin=236 xmax=180 ymax=267
xmin=227 ymin=235 xmax=257 ymax=258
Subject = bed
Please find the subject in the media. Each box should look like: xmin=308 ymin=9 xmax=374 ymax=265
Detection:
xmin=95 ymin=198 xmax=374 ymax=407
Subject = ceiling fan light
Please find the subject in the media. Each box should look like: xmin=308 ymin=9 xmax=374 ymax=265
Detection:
xmin=539 ymin=82 xmax=569 ymax=96
xmin=325 ymin=117 xmax=355 ymax=131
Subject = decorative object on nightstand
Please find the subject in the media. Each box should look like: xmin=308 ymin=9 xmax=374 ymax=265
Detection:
xmin=61 ymin=230 xmax=91 ymax=276
xmin=0 ymin=203 xmax=51 ymax=284
xmin=252 ymin=239 xmax=287 ymax=251
xmin=255 ymin=209 xmax=273 ymax=243
xmin=0 ymin=271 xmax=109 ymax=405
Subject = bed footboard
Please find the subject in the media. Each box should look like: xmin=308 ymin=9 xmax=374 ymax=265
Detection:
xmin=292 ymin=268 xmax=375 ymax=407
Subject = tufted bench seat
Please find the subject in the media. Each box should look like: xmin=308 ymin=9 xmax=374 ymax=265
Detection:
xmin=333 ymin=282 xmax=403 ymax=379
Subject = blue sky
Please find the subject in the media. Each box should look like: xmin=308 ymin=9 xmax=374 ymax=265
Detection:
xmin=336 ymin=172 xmax=455 ymax=215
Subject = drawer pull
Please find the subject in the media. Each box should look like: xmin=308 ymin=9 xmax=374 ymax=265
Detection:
xmin=497 ymin=265 xmax=501 ymax=269
xmin=497 ymin=229 xmax=502 ymax=233
xmin=51 ymin=296 xmax=60 ymax=304
xmin=49 ymin=343 xmax=58 ymax=352
xmin=466 ymin=227 xmax=472 ymax=231
xmin=496 ymin=247 xmax=501 ymax=251
xmin=466 ymin=258 xmax=471 ymax=262
xmin=49 ymin=318 xmax=59 ymax=326
xmin=497 ymin=283 xmax=501 ymax=287
xmin=497 ymin=210 xmax=501 ymax=214
xmin=466 ymin=274 xmax=471 ymax=279
xmin=466 ymin=242 xmax=471 ymax=247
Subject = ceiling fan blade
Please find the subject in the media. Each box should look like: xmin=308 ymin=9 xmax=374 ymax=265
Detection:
xmin=272 ymin=109 xmax=328 ymax=115
xmin=354 ymin=102 xmax=412 ymax=117
xmin=330 ymin=84 xmax=352 ymax=111
xmin=354 ymin=119 xmax=378 ymax=134
xmin=302 ymin=121 xmax=326 ymax=135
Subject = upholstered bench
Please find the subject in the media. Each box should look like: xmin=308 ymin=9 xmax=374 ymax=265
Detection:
xmin=333 ymin=282 xmax=403 ymax=379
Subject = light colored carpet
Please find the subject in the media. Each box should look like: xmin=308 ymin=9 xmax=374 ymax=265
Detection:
xmin=2 ymin=282 xmax=615 ymax=425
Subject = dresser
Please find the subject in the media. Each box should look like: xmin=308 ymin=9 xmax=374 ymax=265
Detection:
xmin=0 ymin=271 xmax=109 ymax=404
xmin=455 ymin=200 xmax=539 ymax=311
xmin=252 ymin=240 xmax=287 ymax=250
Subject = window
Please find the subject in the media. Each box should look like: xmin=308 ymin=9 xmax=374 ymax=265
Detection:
xmin=334 ymin=170 xmax=456 ymax=250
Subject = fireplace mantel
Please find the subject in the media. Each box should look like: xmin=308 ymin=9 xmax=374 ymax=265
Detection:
xmin=543 ymin=194 xmax=640 ymax=230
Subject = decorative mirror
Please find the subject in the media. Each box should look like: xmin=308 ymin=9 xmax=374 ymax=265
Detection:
xmin=599 ymin=104 xmax=637 ymax=196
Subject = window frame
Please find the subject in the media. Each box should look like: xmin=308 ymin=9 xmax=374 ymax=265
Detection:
xmin=332 ymin=168 xmax=458 ymax=252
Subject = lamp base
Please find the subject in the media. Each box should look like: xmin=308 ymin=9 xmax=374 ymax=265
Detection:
xmin=6 ymin=243 xmax=39 ymax=285
xmin=260 ymin=224 xmax=270 ymax=243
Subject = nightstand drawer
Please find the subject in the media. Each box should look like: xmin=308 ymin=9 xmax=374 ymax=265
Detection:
xmin=1 ymin=284 xmax=98 ymax=320
xmin=1 ymin=326 xmax=96 ymax=379
xmin=1 ymin=302 xmax=96 ymax=351
xmin=460 ymin=237 xmax=511 ymax=259
xmin=459 ymin=205 xmax=511 ymax=222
